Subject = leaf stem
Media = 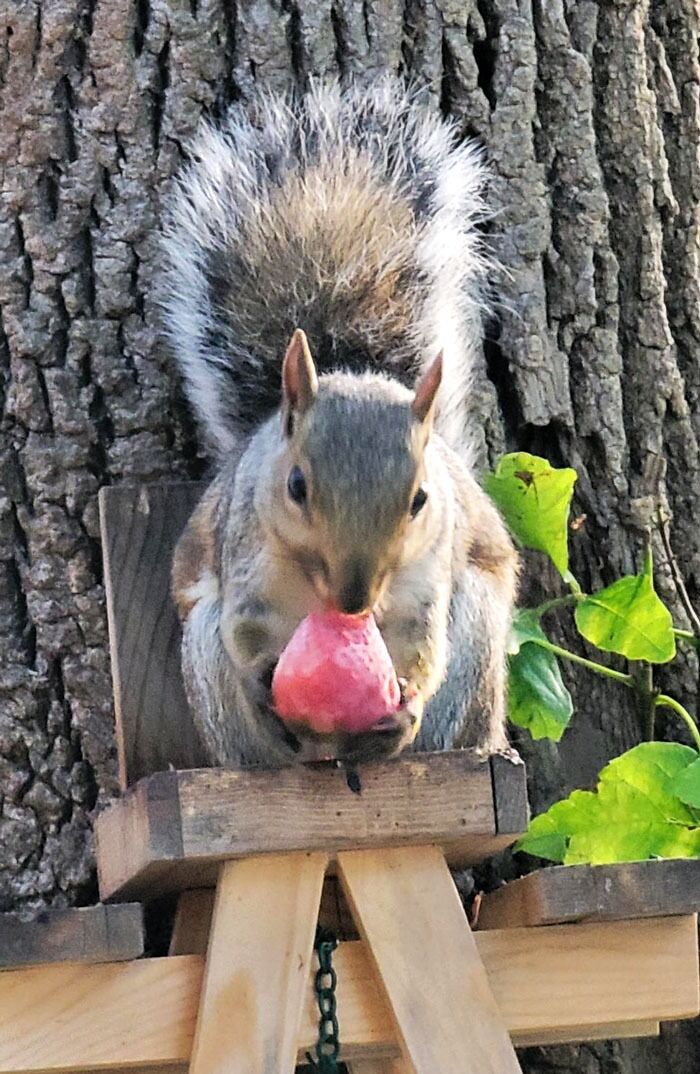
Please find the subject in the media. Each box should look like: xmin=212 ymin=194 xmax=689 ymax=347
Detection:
xmin=655 ymin=694 xmax=700 ymax=752
xmin=532 ymin=593 xmax=582 ymax=618
xmin=636 ymin=663 xmax=656 ymax=742
xmin=674 ymin=628 xmax=700 ymax=648
xmin=537 ymin=638 xmax=632 ymax=684
xmin=564 ymin=572 xmax=583 ymax=596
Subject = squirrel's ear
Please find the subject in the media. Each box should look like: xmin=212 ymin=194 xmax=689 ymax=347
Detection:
xmin=282 ymin=329 xmax=318 ymax=431
xmin=412 ymin=353 xmax=443 ymax=425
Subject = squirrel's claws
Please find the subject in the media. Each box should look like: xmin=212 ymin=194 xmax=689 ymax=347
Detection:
xmin=372 ymin=714 xmax=402 ymax=732
xmin=345 ymin=767 xmax=362 ymax=794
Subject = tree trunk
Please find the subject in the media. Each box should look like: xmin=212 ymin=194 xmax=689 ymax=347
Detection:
xmin=1 ymin=0 xmax=699 ymax=1069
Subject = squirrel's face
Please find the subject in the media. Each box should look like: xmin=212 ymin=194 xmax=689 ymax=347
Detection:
xmin=265 ymin=329 xmax=443 ymax=616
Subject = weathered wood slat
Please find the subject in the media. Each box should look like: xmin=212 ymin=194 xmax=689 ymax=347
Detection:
xmin=95 ymin=751 xmax=528 ymax=901
xmin=0 ymin=917 xmax=695 ymax=1071
xmin=490 ymin=751 xmax=528 ymax=836
xmin=477 ymin=859 xmax=700 ymax=930
xmin=0 ymin=903 xmax=144 ymax=970
xmin=99 ymin=483 xmax=207 ymax=788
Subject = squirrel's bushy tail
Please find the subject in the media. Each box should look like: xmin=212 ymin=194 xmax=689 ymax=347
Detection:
xmin=161 ymin=77 xmax=489 ymax=458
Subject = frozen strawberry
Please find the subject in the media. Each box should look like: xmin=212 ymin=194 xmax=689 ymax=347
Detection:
xmin=271 ymin=610 xmax=401 ymax=735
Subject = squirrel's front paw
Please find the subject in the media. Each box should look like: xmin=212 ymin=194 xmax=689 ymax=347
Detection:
xmin=245 ymin=665 xmax=303 ymax=756
xmin=396 ymin=678 xmax=424 ymax=730
xmin=335 ymin=692 xmax=423 ymax=765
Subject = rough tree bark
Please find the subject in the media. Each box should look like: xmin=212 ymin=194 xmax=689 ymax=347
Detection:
xmin=1 ymin=0 xmax=699 ymax=1070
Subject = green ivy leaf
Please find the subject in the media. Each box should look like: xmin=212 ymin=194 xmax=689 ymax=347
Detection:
xmin=484 ymin=453 xmax=577 ymax=578
xmin=574 ymin=547 xmax=675 ymax=663
xmin=672 ymin=757 xmax=700 ymax=809
xmin=515 ymin=827 xmax=568 ymax=862
xmin=516 ymin=742 xmax=700 ymax=864
xmin=508 ymin=642 xmax=573 ymax=742
xmin=507 ymin=608 xmax=549 ymax=655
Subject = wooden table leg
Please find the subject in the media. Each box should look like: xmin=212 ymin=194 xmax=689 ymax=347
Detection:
xmin=189 ymin=852 xmax=328 ymax=1074
xmin=169 ymin=889 xmax=215 ymax=956
xmin=338 ymin=846 xmax=523 ymax=1074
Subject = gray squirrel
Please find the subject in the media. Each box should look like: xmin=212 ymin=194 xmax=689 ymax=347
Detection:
xmin=161 ymin=78 xmax=518 ymax=768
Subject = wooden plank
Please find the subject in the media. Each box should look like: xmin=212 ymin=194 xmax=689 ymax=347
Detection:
xmin=189 ymin=853 xmax=328 ymax=1074
xmin=478 ymin=858 xmax=700 ymax=930
xmin=96 ymin=751 xmax=526 ymax=901
xmin=99 ymin=482 xmax=207 ymax=788
xmin=490 ymin=751 xmax=529 ymax=836
xmin=0 ymin=956 xmax=202 ymax=1071
xmin=476 ymin=914 xmax=699 ymax=1033
xmin=511 ymin=1021 xmax=660 ymax=1047
xmin=97 ymin=770 xmax=186 ymax=901
xmin=0 ymin=903 xmax=144 ymax=969
xmin=0 ymin=917 xmax=695 ymax=1070
xmin=338 ymin=846 xmax=523 ymax=1073
xmin=0 ymin=1025 xmax=662 ymax=1074
xmin=168 ymin=889 xmax=215 ymax=956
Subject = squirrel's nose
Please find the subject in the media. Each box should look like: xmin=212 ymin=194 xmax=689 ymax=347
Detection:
xmin=335 ymin=557 xmax=372 ymax=615
xmin=337 ymin=588 xmax=371 ymax=616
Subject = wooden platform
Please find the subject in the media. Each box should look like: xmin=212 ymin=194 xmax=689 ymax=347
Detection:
xmin=0 ymin=904 xmax=144 ymax=970
xmin=477 ymin=858 xmax=700 ymax=929
xmin=1 ymin=914 xmax=695 ymax=1071
xmin=95 ymin=751 xmax=527 ymax=901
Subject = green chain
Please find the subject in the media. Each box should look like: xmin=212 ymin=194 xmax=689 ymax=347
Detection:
xmin=306 ymin=928 xmax=341 ymax=1072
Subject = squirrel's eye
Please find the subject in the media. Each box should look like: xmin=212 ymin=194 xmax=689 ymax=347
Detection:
xmin=410 ymin=485 xmax=428 ymax=518
xmin=287 ymin=466 xmax=307 ymax=505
